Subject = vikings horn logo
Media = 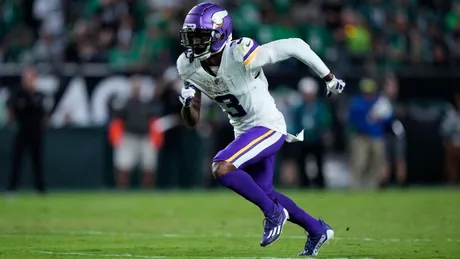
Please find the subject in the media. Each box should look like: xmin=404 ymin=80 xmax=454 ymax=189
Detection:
xmin=211 ymin=10 xmax=228 ymax=29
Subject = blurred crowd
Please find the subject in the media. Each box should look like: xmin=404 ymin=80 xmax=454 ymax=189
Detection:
xmin=1 ymin=0 xmax=460 ymax=72
xmin=3 ymin=66 xmax=460 ymax=191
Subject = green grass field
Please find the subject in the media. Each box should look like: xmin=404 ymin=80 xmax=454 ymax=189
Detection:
xmin=0 ymin=189 xmax=459 ymax=259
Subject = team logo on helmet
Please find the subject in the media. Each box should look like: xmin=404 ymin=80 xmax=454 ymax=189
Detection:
xmin=211 ymin=10 xmax=228 ymax=29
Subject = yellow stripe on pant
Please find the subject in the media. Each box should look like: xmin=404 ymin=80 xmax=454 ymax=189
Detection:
xmin=225 ymin=129 xmax=274 ymax=163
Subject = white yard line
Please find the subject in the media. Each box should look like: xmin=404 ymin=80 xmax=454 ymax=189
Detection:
xmin=35 ymin=251 xmax=372 ymax=259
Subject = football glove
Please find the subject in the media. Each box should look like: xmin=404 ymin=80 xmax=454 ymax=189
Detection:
xmin=325 ymin=75 xmax=346 ymax=96
xmin=179 ymin=85 xmax=196 ymax=107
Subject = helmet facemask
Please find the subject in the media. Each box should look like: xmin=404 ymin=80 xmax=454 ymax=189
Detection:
xmin=180 ymin=27 xmax=218 ymax=62
xmin=180 ymin=25 xmax=230 ymax=63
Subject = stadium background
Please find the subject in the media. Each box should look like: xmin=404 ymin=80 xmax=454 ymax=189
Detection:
xmin=1 ymin=1 xmax=460 ymax=259
xmin=1 ymin=0 xmax=459 ymax=189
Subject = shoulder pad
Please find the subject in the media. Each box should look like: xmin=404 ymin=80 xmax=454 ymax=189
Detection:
xmin=231 ymin=37 xmax=260 ymax=65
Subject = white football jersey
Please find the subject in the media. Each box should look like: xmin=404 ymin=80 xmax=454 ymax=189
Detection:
xmin=177 ymin=37 xmax=286 ymax=137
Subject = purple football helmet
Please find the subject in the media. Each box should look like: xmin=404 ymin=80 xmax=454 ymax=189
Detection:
xmin=180 ymin=2 xmax=233 ymax=62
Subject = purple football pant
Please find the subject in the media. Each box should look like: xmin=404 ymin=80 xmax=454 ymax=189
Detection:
xmin=213 ymin=126 xmax=323 ymax=235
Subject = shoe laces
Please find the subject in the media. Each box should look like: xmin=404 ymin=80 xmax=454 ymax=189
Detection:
xmin=262 ymin=214 xmax=278 ymax=232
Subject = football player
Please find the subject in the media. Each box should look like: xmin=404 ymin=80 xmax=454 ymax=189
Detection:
xmin=177 ymin=2 xmax=345 ymax=256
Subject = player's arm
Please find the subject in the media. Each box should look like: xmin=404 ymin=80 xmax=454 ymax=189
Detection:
xmin=180 ymin=81 xmax=201 ymax=127
xmin=244 ymin=38 xmax=329 ymax=77
xmin=241 ymin=38 xmax=344 ymax=94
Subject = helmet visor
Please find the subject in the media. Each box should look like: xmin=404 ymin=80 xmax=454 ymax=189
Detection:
xmin=180 ymin=28 xmax=215 ymax=56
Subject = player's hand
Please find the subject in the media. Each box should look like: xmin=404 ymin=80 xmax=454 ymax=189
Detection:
xmin=179 ymin=85 xmax=196 ymax=107
xmin=325 ymin=75 xmax=345 ymax=96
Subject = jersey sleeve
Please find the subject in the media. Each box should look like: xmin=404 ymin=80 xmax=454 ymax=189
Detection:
xmin=232 ymin=37 xmax=260 ymax=68
xmin=237 ymin=38 xmax=330 ymax=78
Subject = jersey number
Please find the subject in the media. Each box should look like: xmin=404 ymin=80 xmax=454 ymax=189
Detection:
xmin=215 ymin=94 xmax=247 ymax=118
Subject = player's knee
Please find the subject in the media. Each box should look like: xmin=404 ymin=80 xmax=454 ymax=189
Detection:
xmin=212 ymin=161 xmax=236 ymax=178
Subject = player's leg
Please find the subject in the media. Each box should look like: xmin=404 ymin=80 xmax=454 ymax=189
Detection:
xmin=30 ymin=134 xmax=46 ymax=194
xmin=246 ymin=154 xmax=333 ymax=256
xmin=444 ymin=144 xmax=456 ymax=184
xmin=7 ymin=133 xmax=26 ymax=192
xmin=246 ymin=155 xmax=323 ymax=233
xmin=294 ymin=143 xmax=310 ymax=187
xmin=114 ymin=134 xmax=136 ymax=189
xmin=278 ymin=143 xmax=297 ymax=186
xmin=212 ymin=127 xmax=284 ymax=217
xmin=140 ymin=136 xmax=157 ymax=189
xmin=212 ymin=126 xmax=288 ymax=246
xmin=272 ymin=186 xmax=334 ymax=256
xmin=394 ymin=137 xmax=407 ymax=186
xmin=350 ymin=135 xmax=368 ymax=189
xmin=379 ymin=136 xmax=392 ymax=188
xmin=369 ymin=138 xmax=385 ymax=189
xmin=313 ymin=141 xmax=325 ymax=189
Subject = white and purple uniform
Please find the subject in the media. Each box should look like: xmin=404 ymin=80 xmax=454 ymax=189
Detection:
xmin=179 ymin=2 xmax=337 ymax=252
xmin=177 ymin=37 xmax=330 ymax=180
